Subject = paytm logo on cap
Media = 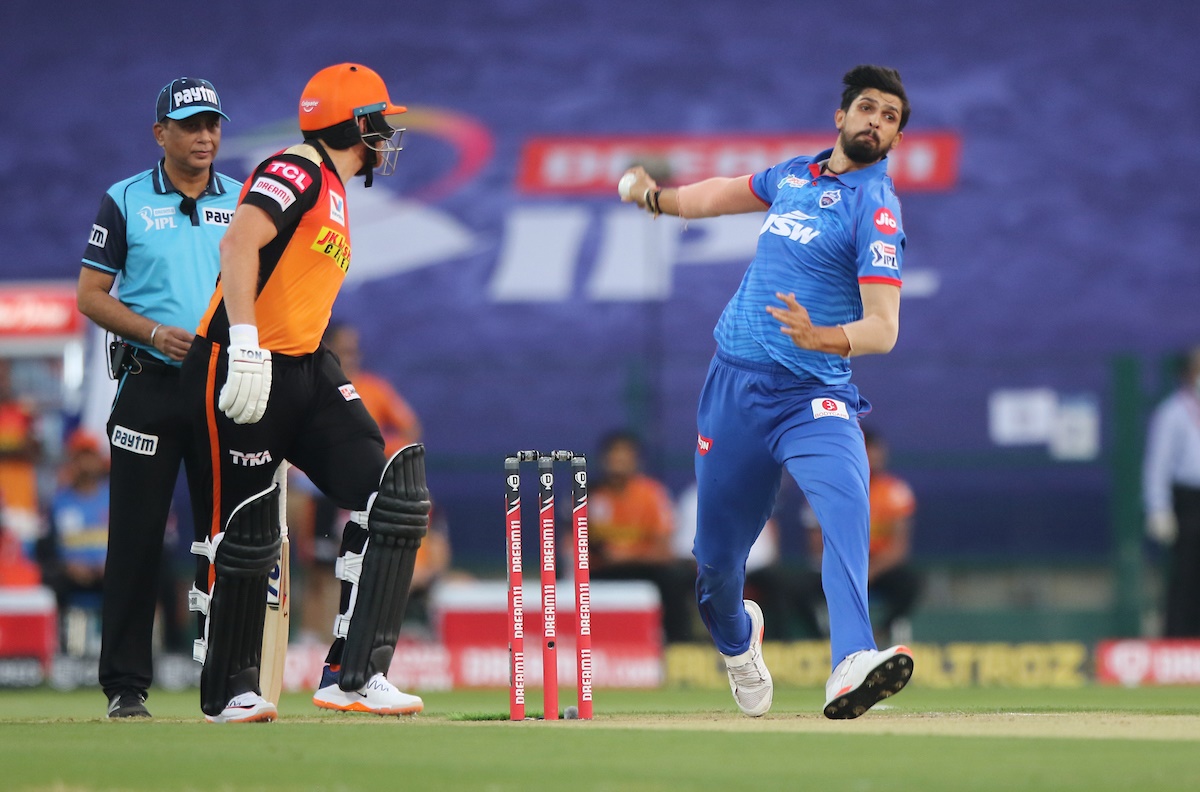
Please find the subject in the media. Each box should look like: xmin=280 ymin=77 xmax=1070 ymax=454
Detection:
xmin=158 ymin=77 xmax=227 ymax=122
xmin=175 ymin=84 xmax=219 ymax=108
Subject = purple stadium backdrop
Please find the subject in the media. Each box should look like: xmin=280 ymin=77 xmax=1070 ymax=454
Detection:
xmin=2 ymin=0 xmax=1197 ymax=566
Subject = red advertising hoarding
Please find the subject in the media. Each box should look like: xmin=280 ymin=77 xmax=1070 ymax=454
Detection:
xmin=517 ymin=132 xmax=961 ymax=195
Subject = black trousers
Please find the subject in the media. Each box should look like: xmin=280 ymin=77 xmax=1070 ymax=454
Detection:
xmin=99 ymin=361 xmax=199 ymax=699
xmin=180 ymin=339 xmax=387 ymax=673
xmin=1165 ymin=485 xmax=1200 ymax=637
xmin=181 ymin=339 xmax=386 ymax=538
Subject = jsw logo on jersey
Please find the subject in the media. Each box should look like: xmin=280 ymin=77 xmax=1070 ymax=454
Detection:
xmin=229 ymin=449 xmax=273 ymax=467
xmin=760 ymin=210 xmax=821 ymax=244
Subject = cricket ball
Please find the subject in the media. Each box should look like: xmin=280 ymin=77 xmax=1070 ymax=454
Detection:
xmin=617 ymin=172 xmax=637 ymax=200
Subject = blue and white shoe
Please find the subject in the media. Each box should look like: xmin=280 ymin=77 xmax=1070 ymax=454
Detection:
xmin=312 ymin=664 xmax=423 ymax=716
xmin=205 ymin=691 xmax=277 ymax=724
xmin=823 ymin=645 xmax=914 ymax=719
xmin=722 ymin=600 xmax=773 ymax=717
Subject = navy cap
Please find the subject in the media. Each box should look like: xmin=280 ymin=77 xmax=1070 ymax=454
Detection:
xmin=155 ymin=77 xmax=230 ymax=122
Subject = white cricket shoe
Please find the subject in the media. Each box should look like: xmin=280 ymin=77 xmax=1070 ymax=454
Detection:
xmin=205 ymin=691 xmax=278 ymax=724
xmin=823 ymin=644 xmax=914 ymax=720
xmin=313 ymin=667 xmax=423 ymax=716
xmin=722 ymin=600 xmax=773 ymax=717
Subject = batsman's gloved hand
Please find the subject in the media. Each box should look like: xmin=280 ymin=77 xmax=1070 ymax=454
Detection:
xmin=218 ymin=324 xmax=272 ymax=424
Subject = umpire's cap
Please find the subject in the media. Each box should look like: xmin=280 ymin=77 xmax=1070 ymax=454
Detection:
xmin=156 ymin=77 xmax=229 ymax=122
xmin=298 ymin=63 xmax=406 ymax=134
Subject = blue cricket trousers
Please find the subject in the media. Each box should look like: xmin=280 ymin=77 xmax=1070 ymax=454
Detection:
xmin=692 ymin=351 xmax=875 ymax=668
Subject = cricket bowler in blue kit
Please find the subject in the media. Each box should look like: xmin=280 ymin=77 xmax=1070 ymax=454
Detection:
xmin=620 ymin=65 xmax=915 ymax=719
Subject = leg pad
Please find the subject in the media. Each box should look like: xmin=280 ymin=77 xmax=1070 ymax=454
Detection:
xmin=195 ymin=484 xmax=281 ymax=716
xmin=338 ymin=444 xmax=430 ymax=691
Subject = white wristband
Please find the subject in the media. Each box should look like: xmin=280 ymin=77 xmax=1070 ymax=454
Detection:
xmin=229 ymin=324 xmax=259 ymax=349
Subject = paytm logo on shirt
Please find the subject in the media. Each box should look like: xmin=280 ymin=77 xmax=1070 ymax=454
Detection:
xmin=203 ymin=208 xmax=233 ymax=226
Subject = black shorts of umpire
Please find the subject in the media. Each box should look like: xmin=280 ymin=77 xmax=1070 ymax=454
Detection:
xmin=335 ymin=444 xmax=430 ymax=692
xmin=193 ymin=484 xmax=282 ymax=716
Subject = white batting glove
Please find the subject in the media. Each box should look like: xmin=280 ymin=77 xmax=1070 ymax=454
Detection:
xmin=218 ymin=324 xmax=272 ymax=425
xmin=1146 ymin=511 xmax=1178 ymax=545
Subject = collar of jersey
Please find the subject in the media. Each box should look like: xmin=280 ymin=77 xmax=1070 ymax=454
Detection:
xmin=152 ymin=158 xmax=228 ymax=197
xmin=808 ymin=147 xmax=890 ymax=187
xmin=306 ymin=139 xmax=345 ymax=189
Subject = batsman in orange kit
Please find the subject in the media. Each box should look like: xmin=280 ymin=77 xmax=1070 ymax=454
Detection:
xmin=180 ymin=63 xmax=430 ymax=723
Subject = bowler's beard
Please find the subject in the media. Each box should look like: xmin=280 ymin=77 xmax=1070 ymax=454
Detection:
xmin=840 ymin=129 xmax=891 ymax=164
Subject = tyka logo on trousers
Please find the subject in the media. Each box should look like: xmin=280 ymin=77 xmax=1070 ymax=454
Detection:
xmin=229 ymin=449 xmax=273 ymax=467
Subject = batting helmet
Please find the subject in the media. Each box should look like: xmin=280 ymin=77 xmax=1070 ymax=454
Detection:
xmin=298 ymin=63 xmax=407 ymax=134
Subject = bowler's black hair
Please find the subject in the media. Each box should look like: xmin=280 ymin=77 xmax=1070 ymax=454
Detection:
xmin=840 ymin=65 xmax=911 ymax=130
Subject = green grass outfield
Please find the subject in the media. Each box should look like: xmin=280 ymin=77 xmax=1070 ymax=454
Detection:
xmin=2 ymin=685 xmax=1199 ymax=791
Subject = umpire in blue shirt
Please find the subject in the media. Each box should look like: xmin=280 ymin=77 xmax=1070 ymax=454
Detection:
xmin=78 ymin=78 xmax=241 ymax=718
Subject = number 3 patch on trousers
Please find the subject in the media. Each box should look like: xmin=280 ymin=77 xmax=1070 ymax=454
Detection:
xmin=811 ymin=398 xmax=850 ymax=420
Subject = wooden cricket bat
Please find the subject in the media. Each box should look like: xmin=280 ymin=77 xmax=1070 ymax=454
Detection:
xmin=260 ymin=462 xmax=290 ymax=705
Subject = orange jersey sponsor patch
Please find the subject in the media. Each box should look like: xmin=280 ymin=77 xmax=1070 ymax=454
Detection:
xmin=311 ymin=226 xmax=351 ymax=273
